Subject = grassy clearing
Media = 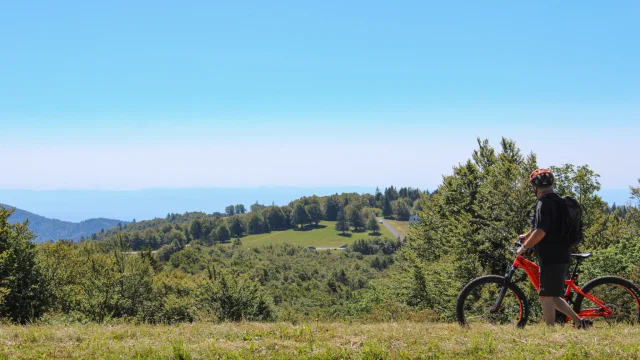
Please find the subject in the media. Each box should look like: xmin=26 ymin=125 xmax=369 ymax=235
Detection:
xmin=384 ymin=220 xmax=410 ymax=238
xmin=238 ymin=221 xmax=396 ymax=248
xmin=1 ymin=322 xmax=639 ymax=359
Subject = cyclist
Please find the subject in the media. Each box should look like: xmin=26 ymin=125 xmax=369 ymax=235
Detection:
xmin=517 ymin=168 xmax=592 ymax=328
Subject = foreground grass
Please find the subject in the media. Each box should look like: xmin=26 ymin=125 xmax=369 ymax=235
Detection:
xmin=238 ymin=221 xmax=396 ymax=248
xmin=1 ymin=322 xmax=639 ymax=359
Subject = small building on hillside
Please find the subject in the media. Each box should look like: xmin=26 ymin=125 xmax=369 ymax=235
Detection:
xmin=409 ymin=215 xmax=419 ymax=225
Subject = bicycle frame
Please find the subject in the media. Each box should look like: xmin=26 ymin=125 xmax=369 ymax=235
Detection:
xmin=496 ymin=255 xmax=613 ymax=319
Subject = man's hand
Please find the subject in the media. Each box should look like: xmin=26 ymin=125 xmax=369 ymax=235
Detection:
xmin=514 ymin=234 xmax=526 ymax=248
xmin=516 ymin=245 xmax=527 ymax=256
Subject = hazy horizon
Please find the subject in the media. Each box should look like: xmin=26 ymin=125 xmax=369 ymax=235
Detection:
xmin=1 ymin=186 xmax=635 ymax=223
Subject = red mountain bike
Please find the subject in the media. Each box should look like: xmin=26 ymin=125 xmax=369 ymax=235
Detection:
xmin=456 ymin=241 xmax=640 ymax=327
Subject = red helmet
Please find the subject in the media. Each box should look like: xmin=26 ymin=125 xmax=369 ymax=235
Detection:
xmin=529 ymin=168 xmax=554 ymax=187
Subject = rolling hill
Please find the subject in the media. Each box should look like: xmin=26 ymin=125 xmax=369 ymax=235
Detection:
xmin=1 ymin=204 xmax=125 ymax=242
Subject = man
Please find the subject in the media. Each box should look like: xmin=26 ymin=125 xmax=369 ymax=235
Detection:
xmin=517 ymin=168 xmax=592 ymax=328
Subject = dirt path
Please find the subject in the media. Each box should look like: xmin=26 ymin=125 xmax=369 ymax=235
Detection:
xmin=376 ymin=217 xmax=404 ymax=241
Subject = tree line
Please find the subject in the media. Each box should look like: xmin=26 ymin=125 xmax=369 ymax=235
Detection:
xmin=88 ymin=187 xmax=423 ymax=254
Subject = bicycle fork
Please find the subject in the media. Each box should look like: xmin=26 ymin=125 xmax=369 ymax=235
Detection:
xmin=491 ymin=266 xmax=516 ymax=313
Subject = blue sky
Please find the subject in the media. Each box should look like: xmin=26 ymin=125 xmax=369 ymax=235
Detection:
xmin=1 ymin=1 xmax=639 ymax=195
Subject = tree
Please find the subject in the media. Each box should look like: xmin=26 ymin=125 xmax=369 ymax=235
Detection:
xmin=235 ymin=204 xmax=246 ymax=215
xmin=347 ymin=205 xmax=365 ymax=231
xmin=164 ymin=229 xmax=186 ymax=249
xmin=375 ymin=187 xmax=382 ymax=206
xmin=251 ymin=202 xmax=266 ymax=213
xmin=335 ymin=207 xmax=349 ymax=235
xmin=385 ymin=186 xmax=399 ymax=201
xmin=282 ymin=206 xmax=293 ymax=230
xmin=411 ymin=198 xmax=424 ymax=215
xmin=228 ymin=216 xmax=245 ymax=239
xmin=291 ymin=203 xmax=309 ymax=229
xmin=405 ymin=138 xmax=537 ymax=281
xmin=216 ymin=224 xmax=231 ymax=242
xmin=305 ymin=204 xmax=323 ymax=226
xmin=190 ymin=219 xmax=203 ymax=240
xmin=324 ymin=196 xmax=340 ymax=221
xmin=366 ymin=213 xmax=381 ymax=234
xmin=0 ymin=208 xmax=49 ymax=323
xmin=551 ymin=164 xmax=609 ymax=249
xmin=382 ymin=196 xmax=393 ymax=218
xmin=225 ymin=205 xmax=235 ymax=217
xmin=247 ymin=212 xmax=265 ymax=234
xmin=266 ymin=207 xmax=286 ymax=230
xmin=392 ymin=198 xmax=411 ymax=221
xmin=631 ymin=179 xmax=640 ymax=204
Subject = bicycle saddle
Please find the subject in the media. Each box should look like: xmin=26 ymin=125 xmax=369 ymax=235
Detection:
xmin=571 ymin=253 xmax=592 ymax=258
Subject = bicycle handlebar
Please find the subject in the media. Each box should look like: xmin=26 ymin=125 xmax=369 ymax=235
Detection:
xmin=511 ymin=238 xmax=534 ymax=257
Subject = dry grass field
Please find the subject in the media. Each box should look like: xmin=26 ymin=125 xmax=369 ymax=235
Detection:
xmin=1 ymin=321 xmax=639 ymax=359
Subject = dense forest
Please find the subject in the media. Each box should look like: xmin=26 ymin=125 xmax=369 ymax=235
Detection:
xmin=1 ymin=138 xmax=638 ymax=325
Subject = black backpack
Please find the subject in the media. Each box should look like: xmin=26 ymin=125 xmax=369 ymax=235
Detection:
xmin=550 ymin=194 xmax=584 ymax=247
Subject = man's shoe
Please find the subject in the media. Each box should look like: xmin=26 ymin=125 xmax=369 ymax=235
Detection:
xmin=575 ymin=319 xmax=593 ymax=329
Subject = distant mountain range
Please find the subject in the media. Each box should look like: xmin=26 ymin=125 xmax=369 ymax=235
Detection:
xmin=0 ymin=187 xmax=379 ymax=222
xmin=1 ymin=204 xmax=125 ymax=242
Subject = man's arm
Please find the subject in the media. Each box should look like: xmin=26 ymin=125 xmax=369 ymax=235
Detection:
xmin=517 ymin=228 xmax=546 ymax=255
xmin=520 ymin=229 xmax=533 ymax=241
xmin=524 ymin=228 xmax=545 ymax=249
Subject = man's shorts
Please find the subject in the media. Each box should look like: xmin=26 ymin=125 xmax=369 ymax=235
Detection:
xmin=539 ymin=263 xmax=569 ymax=297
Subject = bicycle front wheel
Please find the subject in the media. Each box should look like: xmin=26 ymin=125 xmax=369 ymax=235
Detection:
xmin=573 ymin=276 xmax=640 ymax=325
xmin=456 ymin=275 xmax=530 ymax=327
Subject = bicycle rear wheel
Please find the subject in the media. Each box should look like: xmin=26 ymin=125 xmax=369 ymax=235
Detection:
xmin=573 ymin=276 xmax=640 ymax=325
xmin=456 ymin=275 xmax=529 ymax=327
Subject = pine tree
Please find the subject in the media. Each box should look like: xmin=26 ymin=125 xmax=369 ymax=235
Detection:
xmin=347 ymin=205 xmax=365 ymax=231
xmin=366 ymin=213 xmax=380 ymax=235
xmin=335 ymin=208 xmax=349 ymax=235
xmin=382 ymin=196 xmax=393 ymax=218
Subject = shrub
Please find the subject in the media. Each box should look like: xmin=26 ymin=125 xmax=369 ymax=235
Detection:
xmin=197 ymin=273 xmax=274 ymax=321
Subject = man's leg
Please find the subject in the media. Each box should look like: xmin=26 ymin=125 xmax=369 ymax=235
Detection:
xmin=552 ymin=297 xmax=582 ymax=325
xmin=539 ymin=296 xmax=556 ymax=326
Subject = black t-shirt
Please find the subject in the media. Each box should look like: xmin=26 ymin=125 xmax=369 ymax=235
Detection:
xmin=530 ymin=193 xmax=571 ymax=265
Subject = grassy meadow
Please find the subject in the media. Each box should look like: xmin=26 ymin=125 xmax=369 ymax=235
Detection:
xmin=384 ymin=220 xmax=410 ymax=238
xmin=237 ymin=221 xmax=396 ymax=248
xmin=1 ymin=322 xmax=639 ymax=359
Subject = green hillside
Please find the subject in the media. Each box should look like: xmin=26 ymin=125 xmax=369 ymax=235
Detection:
xmin=239 ymin=220 xmax=396 ymax=248
xmin=1 ymin=204 xmax=124 ymax=242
